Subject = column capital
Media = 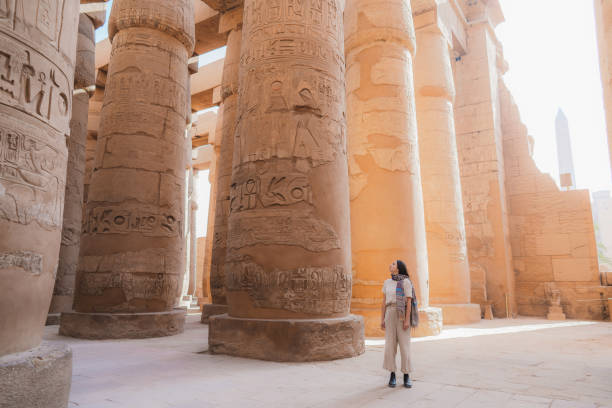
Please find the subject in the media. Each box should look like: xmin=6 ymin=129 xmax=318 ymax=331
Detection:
xmin=109 ymin=0 xmax=196 ymax=53
xmin=345 ymin=0 xmax=416 ymax=56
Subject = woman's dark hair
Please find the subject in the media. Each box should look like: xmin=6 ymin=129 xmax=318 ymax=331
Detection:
xmin=396 ymin=260 xmax=409 ymax=277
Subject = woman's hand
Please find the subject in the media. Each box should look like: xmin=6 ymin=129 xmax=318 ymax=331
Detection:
xmin=403 ymin=319 xmax=410 ymax=331
xmin=381 ymin=321 xmax=386 ymax=330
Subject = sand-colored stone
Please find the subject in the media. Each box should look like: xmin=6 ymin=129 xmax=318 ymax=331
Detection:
xmin=414 ymin=4 xmax=480 ymax=325
xmin=594 ymin=0 xmax=612 ymax=181
xmin=454 ymin=2 xmax=516 ymax=318
xmin=209 ymin=0 xmax=365 ymax=361
xmin=0 ymin=1 xmax=80 ymax=405
xmin=500 ymin=81 xmax=607 ymax=321
xmin=202 ymin=12 xmax=242 ymax=323
xmin=48 ymin=13 xmax=97 ymax=326
xmin=61 ymin=0 xmax=195 ymax=339
xmin=345 ymin=0 xmax=442 ymax=337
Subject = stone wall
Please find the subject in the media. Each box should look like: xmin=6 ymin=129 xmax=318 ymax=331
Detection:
xmin=500 ymin=81 xmax=608 ymax=321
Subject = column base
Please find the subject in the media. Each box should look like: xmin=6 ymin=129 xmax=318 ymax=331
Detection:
xmin=59 ymin=309 xmax=185 ymax=339
xmin=432 ymin=303 xmax=482 ymax=324
xmin=45 ymin=313 xmax=60 ymax=326
xmin=0 ymin=342 xmax=72 ymax=408
xmin=412 ymin=307 xmax=443 ymax=337
xmin=201 ymin=303 xmax=229 ymax=323
xmin=209 ymin=314 xmax=365 ymax=362
xmin=547 ymin=306 xmax=566 ymax=320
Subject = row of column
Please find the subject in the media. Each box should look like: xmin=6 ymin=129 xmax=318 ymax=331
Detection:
xmin=18 ymin=0 xmax=482 ymax=366
xmin=203 ymin=0 xmax=481 ymax=340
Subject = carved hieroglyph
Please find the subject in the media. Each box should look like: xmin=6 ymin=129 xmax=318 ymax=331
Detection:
xmin=224 ymin=0 xmax=353 ymax=319
xmin=50 ymin=14 xmax=97 ymax=319
xmin=345 ymin=0 xmax=433 ymax=335
xmin=0 ymin=0 xmax=79 ymax=356
xmin=72 ymin=0 xmax=195 ymax=314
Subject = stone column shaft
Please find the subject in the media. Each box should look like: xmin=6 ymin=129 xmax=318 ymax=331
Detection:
xmin=209 ymin=0 xmax=364 ymax=361
xmin=415 ymin=26 xmax=480 ymax=324
xmin=0 ymin=1 xmax=79 ymax=406
xmin=60 ymin=0 xmax=195 ymax=339
xmin=47 ymin=13 xmax=97 ymax=326
xmin=202 ymin=24 xmax=241 ymax=322
xmin=345 ymin=0 xmax=442 ymax=337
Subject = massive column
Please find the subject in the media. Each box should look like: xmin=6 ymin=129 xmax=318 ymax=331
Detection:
xmin=201 ymin=8 xmax=242 ymax=322
xmin=47 ymin=13 xmax=98 ymax=326
xmin=454 ymin=1 xmax=516 ymax=318
xmin=209 ymin=0 xmax=365 ymax=361
xmin=345 ymin=0 xmax=442 ymax=337
xmin=595 ymin=0 xmax=612 ymax=181
xmin=0 ymin=1 xmax=79 ymax=406
xmin=414 ymin=17 xmax=480 ymax=324
xmin=60 ymin=0 xmax=195 ymax=339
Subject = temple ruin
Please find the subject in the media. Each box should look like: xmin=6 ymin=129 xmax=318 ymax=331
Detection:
xmin=1 ymin=0 xmax=611 ymax=406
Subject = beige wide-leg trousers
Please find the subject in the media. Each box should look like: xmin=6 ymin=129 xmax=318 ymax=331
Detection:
xmin=383 ymin=306 xmax=412 ymax=374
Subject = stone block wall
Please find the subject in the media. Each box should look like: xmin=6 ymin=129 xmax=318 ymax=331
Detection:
xmin=500 ymin=81 xmax=608 ymax=320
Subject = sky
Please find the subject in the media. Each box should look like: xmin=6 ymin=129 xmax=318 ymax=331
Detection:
xmin=497 ymin=0 xmax=611 ymax=193
xmin=95 ymin=0 xmax=612 ymax=234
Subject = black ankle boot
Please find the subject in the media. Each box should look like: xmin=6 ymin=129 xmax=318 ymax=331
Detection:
xmin=403 ymin=374 xmax=412 ymax=388
xmin=388 ymin=372 xmax=396 ymax=388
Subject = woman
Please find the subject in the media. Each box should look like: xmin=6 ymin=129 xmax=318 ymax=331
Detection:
xmin=381 ymin=260 xmax=413 ymax=388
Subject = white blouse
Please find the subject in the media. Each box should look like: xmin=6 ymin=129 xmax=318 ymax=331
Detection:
xmin=382 ymin=278 xmax=413 ymax=305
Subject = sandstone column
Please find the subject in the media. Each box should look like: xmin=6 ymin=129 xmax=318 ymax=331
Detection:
xmin=414 ymin=21 xmax=481 ymax=324
xmin=0 ymin=1 xmax=79 ymax=406
xmin=345 ymin=0 xmax=442 ymax=337
xmin=60 ymin=0 xmax=195 ymax=339
xmin=47 ymin=13 xmax=98 ymax=326
xmin=209 ymin=0 xmax=365 ymax=361
xmin=202 ymin=16 xmax=242 ymax=323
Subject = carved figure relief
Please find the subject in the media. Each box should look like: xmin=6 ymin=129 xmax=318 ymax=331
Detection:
xmin=0 ymin=250 xmax=42 ymax=275
xmin=228 ymin=211 xmax=340 ymax=252
xmin=226 ymin=260 xmax=351 ymax=315
xmin=0 ymin=126 xmax=63 ymax=229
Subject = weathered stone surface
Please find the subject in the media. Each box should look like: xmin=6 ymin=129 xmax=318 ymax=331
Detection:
xmin=0 ymin=8 xmax=78 ymax=395
xmin=209 ymin=314 xmax=365 ymax=362
xmin=346 ymin=0 xmax=441 ymax=336
xmin=0 ymin=342 xmax=72 ymax=408
xmin=208 ymin=0 xmax=364 ymax=359
xmin=63 ymin=0 xmax=195 ymax=338
xmin=454 ymin=7 xmax=516 ymax=318
xmin=207 ymin=25 xmax=241 ymax=313
xmin=49 ymin=13 xmax=96 ymax=325
xmin=433 ymin=303 xmax=482 ymax=325
xmin=59 ymin=309 xmax=185 ymax=339
xmin=414 ymin=8 xmax=479 ymax=324
xmin=201 ymin=304 xmax=229 ymax=323
xmin=411 ymin=307 xmax=443 ymax=338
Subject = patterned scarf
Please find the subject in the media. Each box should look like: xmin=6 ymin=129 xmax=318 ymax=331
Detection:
xmin=392 ymin=274 xmax=410 ymax=321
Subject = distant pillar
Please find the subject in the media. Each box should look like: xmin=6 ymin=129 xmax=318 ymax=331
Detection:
xmin=345 ymin=0 xmax=443 ymax=336
xmin=201 ymin=14 xmax=242 ymax=323
xmin=208 ymin=0 xmax=365 ymax=361
xmin=47 ymin=13 xmax=97 ymax=326
xmin=414 ymin=23 xmax=480 ymax=324
xmin=0 ymin=1 xmax=79 ymax=406
xmin=188 ymin=167 xmax=198 ymax=297
xmin=60 ymin=0 xmax=195 ymax=339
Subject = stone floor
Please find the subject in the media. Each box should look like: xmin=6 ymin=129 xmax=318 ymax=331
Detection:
xmin=44 ymin=315 xmax=612 ymax=408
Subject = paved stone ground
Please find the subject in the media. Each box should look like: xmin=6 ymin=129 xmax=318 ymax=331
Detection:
xmin=44 ymin=315 xmax=612 ymax=408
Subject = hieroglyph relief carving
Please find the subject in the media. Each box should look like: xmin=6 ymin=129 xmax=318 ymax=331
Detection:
xmin=230 ymin=172 xmax=312 ymax=212
xmin=82 ymin=206 xmax=182 ymax=237
xmin=0 ymin=250 xmax=42 ymax=275
xmin=228 ymin=210 xmax=340 ymax=252
xmin=78 ymin=272 xmax=179 ymax=305
xmin=226 ymin=260 xmax=351 ymax=315
xmin=0 ymin=124 xmax=64 ymax=229
xmin=0 ymin=32 xmax=72 ymax=135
